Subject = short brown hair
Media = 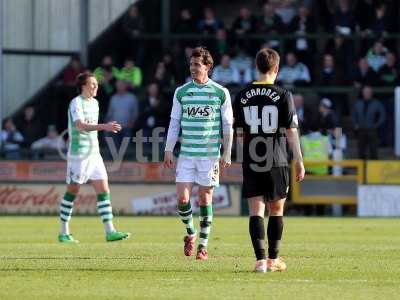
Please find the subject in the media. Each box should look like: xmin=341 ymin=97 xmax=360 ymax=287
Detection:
xmin=76 ymin=71 xmax=95 ymax=93
xmin=255 ymin=48 xmax=280 ymax=74
xmin=191 ymin=46 xmax=214 ymax=69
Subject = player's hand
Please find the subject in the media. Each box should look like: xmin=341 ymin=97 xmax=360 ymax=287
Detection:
xmin=104 ymin=121 xmax=122 ymax=133
xmin=163 ymin=151 xmax=174 ymax=168
xmin=295 ymin=161 xmax=305 ymax=182
xmin=220 ymin=153 xmax=231 ymax=168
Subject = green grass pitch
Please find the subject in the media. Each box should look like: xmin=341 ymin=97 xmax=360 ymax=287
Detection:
xmin=0 ymin=216 xmax=399 ymax=299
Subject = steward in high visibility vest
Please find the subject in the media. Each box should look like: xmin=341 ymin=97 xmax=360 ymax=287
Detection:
xmin=301 ymin=131 xmax=330 ymax=175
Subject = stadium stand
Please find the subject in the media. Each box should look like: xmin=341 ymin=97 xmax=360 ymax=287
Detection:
xmin=1 ymin=0 xmax=399 ymax=161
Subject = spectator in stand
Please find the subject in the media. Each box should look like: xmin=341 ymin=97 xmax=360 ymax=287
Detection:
xmin=162 ymin=52 xmax=178 ymax=85
xmin=376 ymin=53 xmax=397 ymax=146
xmin=288 ymin=5 xmax=316 ymax=70
xmin=63 ymin=56 xmax=85 ymax=86
xmin=214 ymin=28 xmax=229 ymax=59
xmin=31 ymin=125 xmax=66 ymax=159
xmin=353 ymin=57 xmax=379 ymax=88
xmin=94 ymin=56 xmax=118 ymax=108
xmin=358 ymin=2 xmax=394 ymax=54
xmin=325 ymin=34 xmax=354 ymax=81
xmin=94 ymin=56 xmax=119 ymax=84
xmin=197 ymin=7 xmax=223 ymax=35
xmin=378 ymin=52 xmax=399 ymax=86
xmin=122 ymin=4 xmax=145 ymax=66
xmin=352 ymin=86 xmax=386 ymax=159
xmin=105 ymin=80 xmax=139 ymax=149
xmin=364 ymin=3 xmax=392 ymax=37
xmin=231 ymin=47 xmax=253 ymax=85
xmin=332 ymin=0 xmax=358 ymax=36
xmin=153 ymin=61 xmax=174 ymax=91
xmin=277 ymin=52 xmax=311 ymax=88
xmin=231 ymin=7 xmax=257 ymax=51
xmin=318 ymin=0 xmax=335 ymax=32
xmin=293 ymin=93 xmax=313 ymax=134
xmin=1 ymin=118 xmax=24 ymax=159
xmin=60 ymin=57 xmax=86 ymax=120
xmin=176 ymin=47 xmax=192 ymax=84
xmin=175 ymin=8 xmax=196 ymax=34
xmin=137 ymin=92 xmax=169 ymax=135
xmin=326 ymin=0 xmax=358 ymax=79
xmin=174 ymin=8 xmax=196 ymax=48
xmin=317 ymin=54 xmax=347 ymax=115
xmin=198 ymin=7 xmax=224 ymax=50
xmin=273 ymin=0 xmax=297 ymax=26
xmin=317 ymin=54 xmax=343 ymax=86
xmin=117 ymin=58 xmax=143 ymax=90
xmin=143 ymin=82 xmax=165 ymax=111
xmin=315 ymin=98 xmax=340 ymax=136
xmin=257 ymin=2 xmax=285 ymax=49
xmin=366 ymin=40 xmax=388 ymax=72
xmin=211 ymin=54 xmax=240 ymax=87
xmin=135 ymin=83 xmax=169 ymax=158
xmin=356 ymin=0 xmax=376 ymax=35
xmin=16 ymin=106 xmax=43 ymax=149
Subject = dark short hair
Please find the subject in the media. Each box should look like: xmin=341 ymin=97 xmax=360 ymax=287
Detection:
xmin=76 ymin=71 xmax=95 ymax=93
xmin=255 ymin=48 xmax=280 ymax=74
xmin=191 ymin=46 xmax=214 ymax=69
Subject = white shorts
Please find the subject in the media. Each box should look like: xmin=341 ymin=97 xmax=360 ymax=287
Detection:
xmin=66 ymin=154 xmax=108 ymax=184
xmin=176 ymin=157 xmax=220 ymax=187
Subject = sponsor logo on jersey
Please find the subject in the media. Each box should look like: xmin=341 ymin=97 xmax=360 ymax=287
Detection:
xmin=186 ymin=105 xmax=214 ymax=119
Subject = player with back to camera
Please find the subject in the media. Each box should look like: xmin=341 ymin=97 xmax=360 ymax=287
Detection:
xmin=233 ymin=48 xmax=305 ymax=272
xmin=58 ymin=71 xmax=130 ymax=243
xmin=164 ymin=47 xmax=234 ymax=260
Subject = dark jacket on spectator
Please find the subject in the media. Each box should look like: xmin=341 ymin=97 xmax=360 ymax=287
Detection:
xmin=353 ymin=66 xmax=379 ymax=87
xmin=378 ymin=64 xmax=399 ymax=86
xmin=352 ymin=99 xmax=386 ymax=129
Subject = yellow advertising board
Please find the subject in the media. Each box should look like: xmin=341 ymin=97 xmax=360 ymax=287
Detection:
xmin=367 ymin=161 xmax=400 ymax=184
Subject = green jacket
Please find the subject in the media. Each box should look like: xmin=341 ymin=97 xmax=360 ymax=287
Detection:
xmin=116 ymin=67 xmax=143 ymax=88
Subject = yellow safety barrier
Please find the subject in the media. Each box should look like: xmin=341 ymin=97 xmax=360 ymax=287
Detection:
xmin=366 ymin=160 xmax=400 ymax=184
xmin=291 ymin=160 xmax=365 ymax=204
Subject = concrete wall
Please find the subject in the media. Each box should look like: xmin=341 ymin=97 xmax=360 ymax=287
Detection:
xmin=2 ymin=0 xmax=136 ymax=117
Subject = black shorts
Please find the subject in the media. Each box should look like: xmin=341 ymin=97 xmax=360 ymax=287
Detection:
xmin=242 ymin=166 xmax=289 ymax=201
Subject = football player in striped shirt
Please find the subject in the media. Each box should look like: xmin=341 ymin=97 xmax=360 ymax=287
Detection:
xmin=164 ymin=47 xmax=233 ymax=260
xmin=58 ymin=71 xmax=130 ymax=243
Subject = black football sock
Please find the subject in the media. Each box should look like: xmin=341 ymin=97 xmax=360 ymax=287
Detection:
xmin=249 ymin=216 xmax=266 ymax=260
xmin=267 ymin=216 xmax=283 ymax=259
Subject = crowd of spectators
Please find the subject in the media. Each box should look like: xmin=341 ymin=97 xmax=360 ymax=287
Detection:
xmin=3 ymin=0 xmax=399 ymax=160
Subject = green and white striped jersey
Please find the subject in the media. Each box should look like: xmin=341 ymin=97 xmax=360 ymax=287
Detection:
xmin=170 ymin=80 xmax=233 ymax=158
xmin=68 ymin=95 xmax=100 ymax=158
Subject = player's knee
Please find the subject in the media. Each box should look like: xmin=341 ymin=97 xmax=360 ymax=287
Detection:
xmin=268 ymin=201 xmax=284 ymax=215
xmin=67 ymin=184 xmax=80 ymax=195
xmin=177 ymin=194 xmax=190 ymax=205
xmin=198 ymin=193 xmax=212 ymax=206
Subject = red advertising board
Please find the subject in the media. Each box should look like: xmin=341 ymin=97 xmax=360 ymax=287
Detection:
xmin=0 ymin=161 xmax=243 ymax=183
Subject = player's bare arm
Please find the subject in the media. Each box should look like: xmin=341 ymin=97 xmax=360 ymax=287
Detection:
xmin=286 ymin=127 xmax=305 ymax=182
xmin=75 ymin=120 xmax=122 ymax=133
xmin=163 ymin=151 xmax=174 ymax=168
xmin=221 ymin=130 xmax=233 ymax=168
